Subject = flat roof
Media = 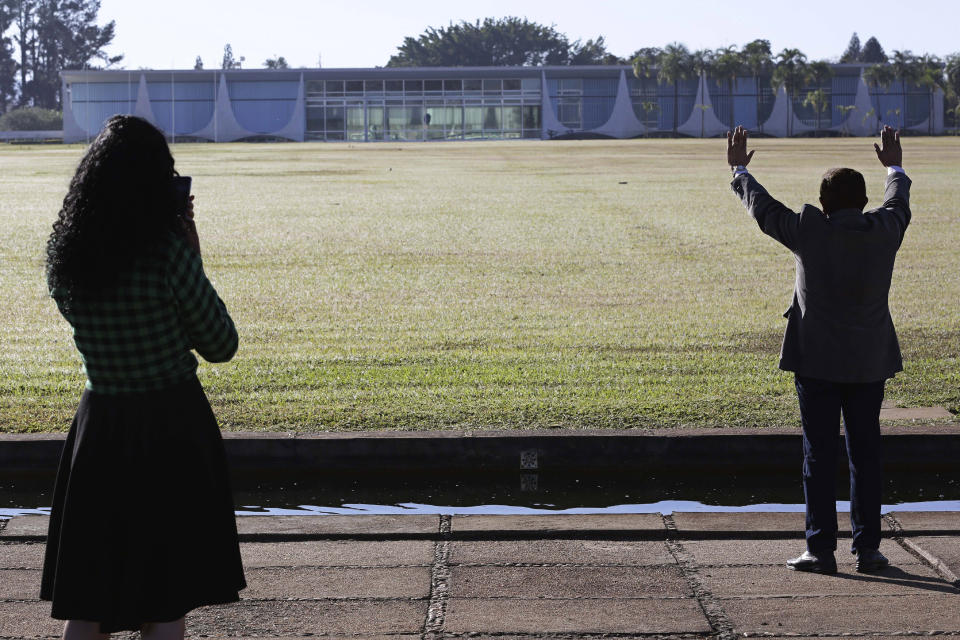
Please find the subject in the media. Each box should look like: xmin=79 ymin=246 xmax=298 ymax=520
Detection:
xmin=60 ymin=65 xmax=642 ymax=83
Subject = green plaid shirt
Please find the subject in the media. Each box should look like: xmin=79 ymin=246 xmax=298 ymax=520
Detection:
xmin=52 ymin=234 xmax=238 ymax=394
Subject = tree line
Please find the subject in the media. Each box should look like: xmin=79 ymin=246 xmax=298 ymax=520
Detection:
xmin=389 ymin=21 xmax=960 ymax=133
xmin=630 ymin=38 xmax=960 ymax=135
xmin=0 ymin=0 xmax=118 ymax=117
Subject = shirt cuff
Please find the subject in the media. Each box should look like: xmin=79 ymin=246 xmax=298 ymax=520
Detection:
xmin=887 ymin=165 xmax=905 ymax=175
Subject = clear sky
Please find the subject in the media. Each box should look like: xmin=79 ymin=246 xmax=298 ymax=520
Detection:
xmin=97 ymin=0 xmax=958 ymax=71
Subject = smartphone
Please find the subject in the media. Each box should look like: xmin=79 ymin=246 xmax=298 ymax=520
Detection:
xmin=172 ymin=176 xmax=192 ymax=215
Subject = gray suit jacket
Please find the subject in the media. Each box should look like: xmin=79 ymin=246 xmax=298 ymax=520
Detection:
xmin=731 ymin=171 xmax=911 ymax=383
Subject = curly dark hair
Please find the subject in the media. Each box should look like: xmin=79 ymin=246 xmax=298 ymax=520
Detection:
xmin=46 ymin=115 xmax=182 ymax=299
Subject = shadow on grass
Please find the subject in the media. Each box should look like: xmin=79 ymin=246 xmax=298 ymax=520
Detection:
xmin=897 ymin=328 xmax=960 ymax=360
xmin=598 ymin=328 xmax=960 ymax=360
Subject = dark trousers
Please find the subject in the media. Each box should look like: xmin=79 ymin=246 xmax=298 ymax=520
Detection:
xmin=794 ymin=374 xmax=885 ymax=555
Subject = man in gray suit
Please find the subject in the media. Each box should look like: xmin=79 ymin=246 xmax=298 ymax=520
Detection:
xmin=727 ymin=125 xmax=910 ymax=574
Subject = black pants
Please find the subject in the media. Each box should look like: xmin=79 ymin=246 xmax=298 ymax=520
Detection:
xmin=794 ymin=374 xmax=885 ymax=555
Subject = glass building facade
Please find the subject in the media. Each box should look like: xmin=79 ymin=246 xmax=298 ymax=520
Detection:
xmin=305 ymin=75 xmax=542 ymax=141
xmin=60 ymin=65 xmax=945 ymax=143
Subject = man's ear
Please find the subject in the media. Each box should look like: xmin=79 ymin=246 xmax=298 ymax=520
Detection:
xmin=860 ymin=196 xmax=869 ymax=211
xmin=819 ymin=196 xmax=829 ymax=214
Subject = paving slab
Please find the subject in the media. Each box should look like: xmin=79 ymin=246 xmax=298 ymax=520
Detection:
xmin=242 ymin=566 xmax=431 ymax=600
xmin=723 ymin=594 xmax=960 ymax=633
xmin=449 ymin=539 xmax=675 ymax=565
xmin=0 ymin=543 xmax=45 ymax=568
xmin=186 ymin=600 xmax=427 ymax=635
xmin=0 ymin=569 xmax=41 ymax=600
xmin=880 ymin=405 xmax=953 ymax=420
xmin=451 ymin=514 xmax=664 ymax=533
xmin=890 ymin=511 xmax=960 ymax=531
xmin=0 ymin=516 xmax=49 ymax=538
xmin=672 ymin=511 xmax=893 ymax=533
xmin=235 ymin=515 xmax=439 ymax=536
xmin=449 ymin=565 xmax=689 ymax=598
xmin=444 ymin=597 xmax=710 ymax=634
xmin=240 ymin=540 xmax=434 ymax=567
xmin=0 ymin=601 xmax=61 ymax=637
xmin=684 ymin=538 xmax=920 ymax=566
xmin=703 ymin=564 xmax=953 ymax=598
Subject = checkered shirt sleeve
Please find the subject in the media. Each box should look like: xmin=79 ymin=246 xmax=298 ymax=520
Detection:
xmin=167 ymin=238 xmax=239 ymax=363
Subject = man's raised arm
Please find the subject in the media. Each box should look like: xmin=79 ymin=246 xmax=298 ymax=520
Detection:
xmin=872 ymin=125 xmax=911 ymax=240
xmin=727 ymin=126 xmax=800 ymax=251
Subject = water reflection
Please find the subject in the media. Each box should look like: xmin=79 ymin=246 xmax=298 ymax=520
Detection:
xmin=3 ymin=469 xmax=958 ymax=519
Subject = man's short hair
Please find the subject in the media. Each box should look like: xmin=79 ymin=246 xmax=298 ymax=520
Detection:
xmin=820 ymin=168 xmax=867 ymax=212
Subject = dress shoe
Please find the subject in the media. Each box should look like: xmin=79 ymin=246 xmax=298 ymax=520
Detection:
xmin=787 ymin=550 xmax=837 ymax=574
xmin=855 ymin=548 xmax=889 ymax=572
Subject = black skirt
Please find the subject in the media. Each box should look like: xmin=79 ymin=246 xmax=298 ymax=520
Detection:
xmin=40 ymin=376 xmax=246 ymax=633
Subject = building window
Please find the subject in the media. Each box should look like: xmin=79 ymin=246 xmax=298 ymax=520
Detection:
xmin=558 ymin=98 xmax=581 ymax=128
xmin=483 ymin=79 xmax=501 ymax=94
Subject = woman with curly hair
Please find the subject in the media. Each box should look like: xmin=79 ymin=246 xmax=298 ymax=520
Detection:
xmin=41 ymin=115 xmax=245 ymax=639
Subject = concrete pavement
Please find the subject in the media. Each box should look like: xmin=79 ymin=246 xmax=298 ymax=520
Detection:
xmin=1 ymin=512 xmax=958 ymax=638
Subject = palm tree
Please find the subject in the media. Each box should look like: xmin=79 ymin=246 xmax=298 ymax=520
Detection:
xmin=946 ymin=53 xmax=960 ymax=100
xmin=835 ymin=104 xmax=857 ymax=136
xmin=864 ymin=63 xmax=894 ymax=131
xmin=658 ymin=42 xmax=694 ymax=136
xmin=772 ymin=48 xmax=808 ymax=136
xmin=690 ymin=48 xmax=715 ymax=137
xmin=916 ymin=54 xmax=945 ymax=135
xmin=742 ymin=39 xmax=773 ymax=134
xmin=803 ymin=89 xmax=830 ymax=135
xmin=889 ymin=50 xmax=920 ymax=129
xmin=713 ymin=46 xmax=744 ymax=132
xmin=947 ymin=53 xmax=960 ymax=134
xmin=631 ymin=47 xmax=663 ymax=131
xmin=804 ymin=61 xmax=833 ymax=135
xmin=631 ymin=47 xmax=662 ymax=80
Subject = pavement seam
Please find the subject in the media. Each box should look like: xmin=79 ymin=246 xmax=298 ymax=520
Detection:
xmin=662 ymin=514 xmax=737 ymax=640
xmin=715 ymin=592 xmax=953 ymax=600
xmin=242 ymin=564 xmax=433 ymax=569
xmin=422 ymin=514 xmax=451 ymax=640
xmin=439 ymin=634 xmax=714 ymax=639
xmin=411 ymin=595 xmax=696 ymax=601
xmin=734 ymin=633 xmax=960 ymax=638
xmin=0 ymin=598 xmax=40 ymax=603
xmin=238 ymin=596 xmax=429 ymax=602
xmin=447 ymin=562 xmax=680 ymax=568
xmin=696 ymin=561 xmax=926 ymax=568
xmin=884 ymin=513 xmax=960 ymax=590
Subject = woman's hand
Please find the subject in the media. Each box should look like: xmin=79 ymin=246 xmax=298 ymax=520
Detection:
xmin=180 ymin=195 xmax=201 ymax=257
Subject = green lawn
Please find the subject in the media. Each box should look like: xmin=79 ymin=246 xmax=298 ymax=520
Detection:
xmin=2 ymin=137 xmax=958 ymax=432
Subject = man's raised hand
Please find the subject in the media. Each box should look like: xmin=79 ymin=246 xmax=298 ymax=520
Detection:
xmin=874 ymin=125 xmax=903 ymax=168
xmin=727 ymin=125 xmax=755 ymax=169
